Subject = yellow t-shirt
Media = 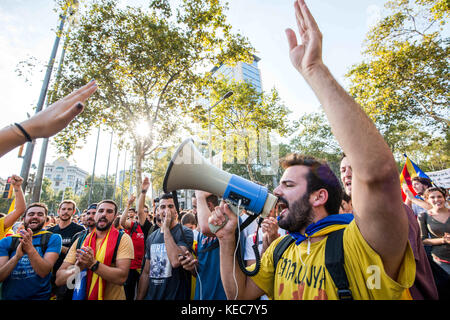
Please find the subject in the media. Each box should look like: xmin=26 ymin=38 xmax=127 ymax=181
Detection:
xmin=248 ymin=220 xmax=415 ymax=300
xmin=0 ymin=217 xmax=5 ymax=240
xmin=65 ymin=232 xmax=134 ymax=300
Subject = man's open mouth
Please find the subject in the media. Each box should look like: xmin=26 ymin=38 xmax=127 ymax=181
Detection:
xmin=276 ymin=198 xmax=289 ymax=218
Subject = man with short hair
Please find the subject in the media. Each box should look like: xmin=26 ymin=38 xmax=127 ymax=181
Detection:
xmin=120 ymin=195 xmax=146 ymax=301
xmin=408 ymin=177 xmax=433 ymax=216
xmin=210 ymin=0 xmax=415 ymax=300
xmin=56 ymin=200 xmax=134 ymax=300
xmin=48 ymin=200 xmax=85 ymax=300
xmin=0 ymin=203 xmax=62 ymax=300
xmin=137 ymin=193 xmax=193 ymax=300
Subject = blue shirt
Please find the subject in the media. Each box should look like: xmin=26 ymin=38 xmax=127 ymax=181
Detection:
xmin=0 ymin=233 xmax=62 ymax=300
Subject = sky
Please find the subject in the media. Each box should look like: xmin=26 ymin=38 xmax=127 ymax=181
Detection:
xmin=0 ymin=0 xmax=389 ymax=181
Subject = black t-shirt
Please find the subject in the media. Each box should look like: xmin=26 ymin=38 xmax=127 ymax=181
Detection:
xmin=48 ymin=222 xmax=85 ymax=272
xmin=144 ymin=224 xmax=193 ymax=300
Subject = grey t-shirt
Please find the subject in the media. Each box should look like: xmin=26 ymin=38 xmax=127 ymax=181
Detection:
xmin=144 ymin=224 xmax=193 ymax=300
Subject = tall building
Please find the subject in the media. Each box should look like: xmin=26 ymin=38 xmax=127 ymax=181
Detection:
xmin=44 ymin=157 xmax=88 ymax=196
xmin=211 ymin=55 xmax=262 ymax=92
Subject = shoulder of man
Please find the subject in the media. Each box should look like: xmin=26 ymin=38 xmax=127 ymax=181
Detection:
xmin=0 ymin=235 xmax=13 ymax=256
xmin=47 ymin=224 xmax=59 ymax=232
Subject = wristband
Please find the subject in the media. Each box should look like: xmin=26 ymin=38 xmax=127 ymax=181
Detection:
xmin=141 ymin=189 xmax=148 ymax=193
xmin=90 ymin=260 xmax=100 ymax=272
xmin=14 ymin=123 xmax=32 ymax=142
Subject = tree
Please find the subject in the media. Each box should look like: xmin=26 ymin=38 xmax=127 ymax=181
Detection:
xmin=289 ymin=111 xmax=343 ymax=174
xmin=191 ymin=76 xmax=291 ymax=182
xmin=53 ymin=0 xmax=255 ymax=195
xmin=345 ymin=0 xmax=449 ymax=168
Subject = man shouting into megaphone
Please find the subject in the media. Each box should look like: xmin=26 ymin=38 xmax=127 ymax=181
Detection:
xmin=208 ymin=0 xmax=415 ymax=301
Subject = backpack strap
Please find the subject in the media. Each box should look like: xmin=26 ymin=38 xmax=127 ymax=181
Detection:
xmin=325 ymin=228 xmax=353 ymax=300
xmin=76 ymin=230 xmax=89 ymax=250
xmin=273 ymin=235 xmax=295 ymax=270
xmin=112 ymin=229 xmax=124 ymax=264
xmin=39 ymin=232 xmax=52 ymax=255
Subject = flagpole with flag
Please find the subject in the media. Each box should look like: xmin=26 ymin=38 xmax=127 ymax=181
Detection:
xmin=399 ymin=154 xmax=432 ymax=201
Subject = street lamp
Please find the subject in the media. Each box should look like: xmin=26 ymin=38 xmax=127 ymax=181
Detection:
xmin=30 ymin=1 xmax=80 ymax=202
xmin=208 ymin=91 xmax=233 ymax=161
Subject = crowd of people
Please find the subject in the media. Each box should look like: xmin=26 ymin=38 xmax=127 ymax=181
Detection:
xmin=0 ymin=0 xmax=448 ymax=300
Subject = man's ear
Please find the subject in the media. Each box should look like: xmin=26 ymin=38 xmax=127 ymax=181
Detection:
xmin=310 ymin=189 xmax=328 ymax=207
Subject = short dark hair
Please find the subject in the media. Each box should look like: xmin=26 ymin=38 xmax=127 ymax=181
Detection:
xmin=97 ymin=200 xmax=118 ymax=214
xmin=280 ymin=153 xmax=343 ymax=215
xmin=26 ymin=202 xmax=48 ymax=216
xmin=412 ymin=177 xmax=432 ymax=188
xmin=160 ymin=193 xmax=174 ymax=201
xmin=181 ymin=212 xmax=197 ymax=226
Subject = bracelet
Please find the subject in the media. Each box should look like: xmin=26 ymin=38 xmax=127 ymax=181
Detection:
xmin=141 ymin=189 xmax=148 ymax=194
xmin=14 ymin=123 xmax=32 ymax=142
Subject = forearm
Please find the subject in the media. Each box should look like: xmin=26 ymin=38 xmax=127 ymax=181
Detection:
xmin=423 ymin=237 xmax=446 ymax=246
xmin=136 ymin=270 xmax=149 ymax=300
xmin=197 ymin=196 xmax=214 ymax=236
xmin=94 ymin=261 xmax=130 ymax=285
xmin=0 ymin=125 xmax=28 ymax=158
xmin=163 ymin=227 xmax=184 ymax=268
xmin=120 ymin=205 xmax=131 ymax=229
xmin=55 ymin=264 xmax=77 ymax=286
xmin=0 ymin=255 xmax=20 ymax=282
xmin=306 ymin=65 xmax=397 ymax=179
xmin=4 ymin=189 xmax=26 ymax=229
xmin=219 ymin=238 xmax=247 ymax=300
xmin=27 ymin=249 xmax=54 ymax=278
xmin=137 ymin=192 xmax=147 ymax=226
xmin=410 ymin=197 xmax=432 ymax=210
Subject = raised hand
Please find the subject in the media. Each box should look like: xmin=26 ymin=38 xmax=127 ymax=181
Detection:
xmin=21 ymin=80 xmax=98 ymax=139
xmin=285 ymin=0 xmax=323 ymax=77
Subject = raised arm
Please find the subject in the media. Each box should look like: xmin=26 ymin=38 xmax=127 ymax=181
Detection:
xmin=4 ymin=175 xmax=26 ymax=230
xmin=120 ymin=195 xmax=135 ymax=230
xmin=286 ymin=0 xmax=408 ymax=279
xmin=0 ymin=81 xmax=97 ymax=158
xmin=195 ymin=190 xmax=215 ymax=237
xmin=137 ymin=177 xmax=150 ymax=226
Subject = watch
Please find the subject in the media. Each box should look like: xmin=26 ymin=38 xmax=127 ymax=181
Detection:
xmin=90 ymin=261 xmax=100 ymax=272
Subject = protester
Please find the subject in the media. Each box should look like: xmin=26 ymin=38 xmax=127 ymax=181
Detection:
xmin=341 ymin=155 xmax=438 ymax=299
xmin=0 ymin=81 xmax=97 ymax=158
xmin=136 ymin=177 xmax=153 ymax=241
xmin=56 ymin=200 xmax=134 ymax=300
xmin=0 ymin=175 xmax=26 ymax=240
xmin=178 ymin=191 xmax=228 ymax=300
xmin=181 ymin=212 xmax=198 ymax=231
xmin=418 ymin=187 xmax=450 ymax=275
xmin=406 ymin=177 xmax=433 ymax=216
xmin=120 ymin=195 xmax=146 ymax=301
xmin=209 ymin=0 xmax=415 ymax=300
xmin=137 ymin=193 xmax=193 ymax=300
xmin=48 ymin=200 xmax=85 ymax=300
xmin=0 ymin=203 xmax=62 ymax=300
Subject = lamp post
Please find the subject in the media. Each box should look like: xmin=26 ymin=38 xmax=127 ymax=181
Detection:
xmin=21 ymin=1 xmax=79 ymax=194
xmin=208 ymin=91 xmax=233 ymax=161
xmin=88 ymin=126 xmax=101 ymax=205
xmin=30 ymin=1 xmax=79 ymax=202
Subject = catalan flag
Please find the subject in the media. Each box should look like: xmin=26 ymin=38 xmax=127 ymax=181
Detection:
xmin=399 ymin=154 xmax=431 ymax=201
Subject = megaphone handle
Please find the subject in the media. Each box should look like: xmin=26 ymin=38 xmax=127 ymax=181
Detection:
xmin=209 ymin=200 xmax=239 ymax=234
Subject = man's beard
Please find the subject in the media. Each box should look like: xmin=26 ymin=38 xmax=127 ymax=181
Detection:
xmin=278 ymin=193 xmax=314 ymax=233
xmin=95 ymin=218 xmax=113 ymax=231
xmin=24 ymin=220 xmax=45 ymax=233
